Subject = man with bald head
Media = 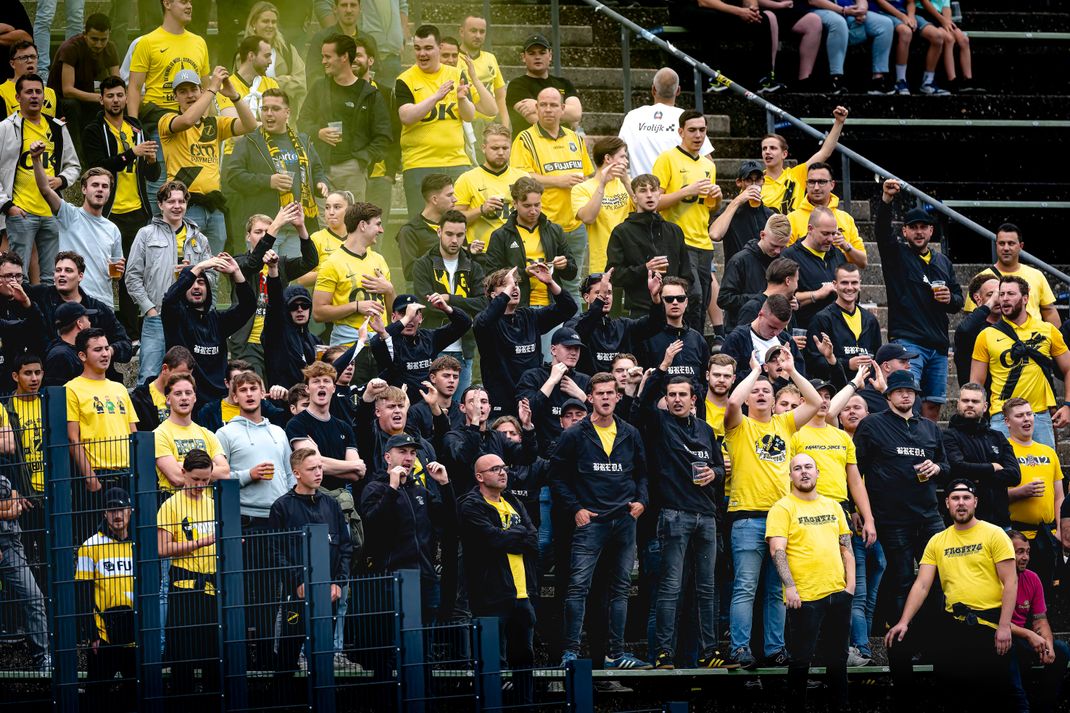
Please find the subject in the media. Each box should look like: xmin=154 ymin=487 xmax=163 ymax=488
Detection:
xmin=459 ymin=453 xmax=538 ymax=705
xmin=618 ymin=67 xmax=713 ymax=178
xmin=781 ymin=206 xmax=847 ymax=328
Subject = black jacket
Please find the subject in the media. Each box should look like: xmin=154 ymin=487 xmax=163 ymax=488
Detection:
xmin=353 ymin=398 xmax=444 ymax=485
xmin=405 ymin=400 xmax=464 ymax=443
xmin=268 ymin=488 xmax=353 ymax=589
xmin=566 ymin=297 xmax=662 ymax=375
xmin=473 ymin=290 xmax=577 ymax=413
xmin=954 ymin=306 xmax=996 ymax=387
xmin=605 ymin=211 xmax=690 ymax=313
xmin=942 ymin=414 xmax=1021 ymax=528
xmin=410 ymin=246 xmax=487 ymax=359
xmin=0 ymin=292 xmax=47 ymax=393
xmin=80 ymin=112 xmax=160 ymax=217
xmin=263 ymin=279 xmax=321 ymax=390
xmin=637 ymin=321 xmax=710 ymax=414
xmin=781 ymin=241 xmax=846 ymax=328
xmin=550 ymin=415 xmax=649 ymax=519
xmin=854 ymin=409 xmax=949 ymax=527
xmin=720 ymin=202 xmax=774 ymax=264
xmin=360 ymin=474 xmax=456 ymax=579
xmin=28 ymin=285 xmax=133 ymax=368
xmin=876 ymin=200 xmax=964 ymax=350
xmin=517 ymin=364 xmax=592 ymax=455
xmin=506 ymin=457 xmax=551 ymax=528
xmin=396 ymin=215 xmax=439 ymax=284
xmin=458 ymin=488 xmax=538 ymax=612
xmin=717 ymin=239 xmax=776 ymax=331
xmin=43 ymin=341 xmax=80 ymax=387
xmin=369 ymin=308 xmax=472 ymax=393
xmin=805 ymin=301 xmax=882 ymax=381
xmin=483 ymin=213 xmax=578 ymax=307
xmin=441 ymin=424 xmax=539 ymax=495
xmin=297 ymin=75 xmax=391 ymax=171
xmin=129 ymin=379 xmax=164 ymax=431
xmin=161 ymin=267 xmax=257 ymax=402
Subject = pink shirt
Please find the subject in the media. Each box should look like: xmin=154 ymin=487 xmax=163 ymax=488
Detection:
xmin=1012 ymin=568 xmax=1047 ymax=628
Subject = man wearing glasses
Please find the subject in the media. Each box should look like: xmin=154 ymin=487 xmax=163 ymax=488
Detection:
xmin=785 ymin=162 xmax=868 ymax=269
xmin=0 ymin=252 xmax=46 ymax=391
xmin=0 ymin=41 xmax=57 ymax=117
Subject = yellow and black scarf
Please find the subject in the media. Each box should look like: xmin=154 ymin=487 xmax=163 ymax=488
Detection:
xmin=263 ymin=125 xmax=318 ymax=220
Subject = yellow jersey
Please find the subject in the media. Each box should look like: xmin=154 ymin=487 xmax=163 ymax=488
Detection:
xmin=12 ymin=395 xmax=44 ymax=492
xmin=486 ymin=496 xmax=528 ymax=598
xmin=786 ymin=195 xmax=864 ymax=257
xmin=571 ymin=176 xmax=632 ymax=273
xmin=510 ymin=123 xmax=594 ymax=232
xmin=971 ymin=315 xmax=1068 ymax=415
xmin=154 ymin=419 xmax=224 ymax=491
xmin=159 ymin=114 xmax=237 ymax=195
xmin=765 ymin=493 xmax=851 ymax=602
xmin=762 ymin=162 xmax=809 ymax=214
xmin=790 ymin=424 xmax=856 ymax=504
xmin=128 ymin=26 xmax=210 ymax=111
xmin=464 ymin=50 xmax=506 ymax=122
xmin=12 ymin=116 xmax=54 ymax=216
xmin=75 ymin=531 xmax=135 ymax=643
xmin=396 ymin=63 xmax=470 ymax=170
xmin=106 ymin=119 xmax=143 ymax=214
xmin=157 ymin=489 xmax=217 ymax=592
xmin=963 ymin=263 xmax=1058 ymax=320
xmin=0 ymin=81 xmax=58 ymax=118
xmin=310 ymin=228 xmax=346 ymax=265
xmin=921 ymin=521 xmax=1014 ymax=614
xmin=516 ymin=222 xmax=549 ymax=306
xmin=219 ymin=399 xmax=241 ymax=425
xmin=314 ymin=244 xmax=392 ymax=344
xmin=65 ymin=376 xmax=138 ymax=470
xmin=704 ymin=399 xmax=726 ymax=442
xmin=1009 ymin=439 xmax=1063 ymax=537
xmin=453 ymin=164 xmax=529 ymax=245
xmin=724 ymin=412 xmax=797 ymax=512
xmin=651 ymin=146 xmax=718 ymax=250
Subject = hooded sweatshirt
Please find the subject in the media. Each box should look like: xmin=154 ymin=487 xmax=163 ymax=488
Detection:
xmin=216 ymin=414 xmax=295 ymax=519
xmin=263 ymin=277 xmax=321 ymax=390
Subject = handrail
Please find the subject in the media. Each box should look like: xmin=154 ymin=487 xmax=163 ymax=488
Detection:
xmin=557 ymin=0 xmax=1070 ymax=287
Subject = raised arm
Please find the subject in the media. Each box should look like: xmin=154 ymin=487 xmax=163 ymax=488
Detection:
xmin=806 ymin=106 xmax=849 ymax=165
xmin=28 ymin=141 xmax=62 ymax=215
xmin=725 ymin=352 xmax=762 ymax=431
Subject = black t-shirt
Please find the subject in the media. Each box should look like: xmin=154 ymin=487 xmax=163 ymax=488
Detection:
xmin=505 ymin=74 xmax=579 ymax=138
xmin=284 ymin=409 xmax=358 ymax=490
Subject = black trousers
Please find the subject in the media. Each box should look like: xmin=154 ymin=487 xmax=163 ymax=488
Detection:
xmin=86 ymin=642 xmax=137 ymax=711
xmin=476 ymin=599 xmax=537 ymax=707
xmin=165 ymin=582 xmax=220 ymax=706
xmin=785 ymin=590 xmax=852 ymax=709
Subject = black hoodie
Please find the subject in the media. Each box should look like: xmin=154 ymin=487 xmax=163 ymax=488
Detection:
xmin=0 ymin=290 xmax=47 ymax=392
xmin=360 ymin=472 xmax=456 ymax=579
xmin=441 ymin=424 xmax=539 ymax=495
xmin=263 ymin=277 xmax=321 ymax=390
xmin=804 ymin=300 xmax=882 ymax=381
xmin=81 ymin=111 xmax=161 ymax=217
xmin=268 ymin=487 xmax=353 ymax=590
xmin=605 ymin=210 xmax=690 ymax=314
xmin=717 ymin=238 xmax=776 ymax=331
xmin=161 ymin=267 xmax=256 ymax=402
xmin=566 ymin=297 xmax=663 ymax=375
xmin=942 ymin=414 xmax=1021 ymax=528
xmin=28 ymin=284 xmax=133 ymax=371
xmin=550 ymin=414 xmax=649 ymax=519
xmin=369 ymin=307 xmax=472 ymax=393
xmin=517 ymin=364 xmax=592 ymax=455
xmin=458 ymin=487 xmax=539 ymax=612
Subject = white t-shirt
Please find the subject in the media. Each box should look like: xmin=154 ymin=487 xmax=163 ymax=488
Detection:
xmin=750 ymin=330 xmax=783 ymax=364
xmin=441 ymin=256 xmax=462 ymax=354
xmin=618 ymin=103 xmax=715 ymax=178
xmin=57 ymin=202 xmax=123 ymax=306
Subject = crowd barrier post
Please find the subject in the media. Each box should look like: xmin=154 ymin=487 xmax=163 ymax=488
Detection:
xmin=398 ymin=568 xmax=425 ymax=713
xmin=304 ymin=522 xmax=338 ymax=711
xmin=472 ymin=616 xmax=502 ymax=712
xmin=566 ymin=658 xmax=594 ymax=713
xmin=216 ymin=477 xmax=248 ymax=710
xmin=133 ymin=431 xmax=164 ymax=712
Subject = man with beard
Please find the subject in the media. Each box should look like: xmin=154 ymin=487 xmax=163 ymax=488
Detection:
xmin=781 ymin=207 xmax=847 ymax=329
xmin=161 ymin=253 xmax=256 ymax=403
xmin=368 ymin=293 xmax=472 ymax=394
xmin=942 ymin=382 xmax=1020 ymax=528
xmin=971 ymin=275 xmax=1070 ymax=450
xmin=407 ymin=356 xmax=465 ymax=440
xmin=216 ymin=36 xmax=279 ymax=127
xmin=964 ymin=224 xmax=1060 ymax=325
xmin=785 ymin=163 xmax=867 ymax=268
xmin=767 ymin=454 xmax=854 ymax=707
xmin=805 ymin=263 xmax=881 ymax=381
xmin=453 ymin=124 xmax=529 ymax=248
xmin=566 ymin=269 xmax=663 ymax=376
xmin=885 ymin=479 xmax=1016 ymax=707
xmin=704 ymin=354 xmax=737 ymax=446
xmin=153 ymin=372 xmax=229 ymax=492
xmin=517 ymin=327 xmax=592 ymax=455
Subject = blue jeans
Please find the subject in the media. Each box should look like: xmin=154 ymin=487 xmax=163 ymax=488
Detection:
xmin=34 ymin=0 xmax=84 ymax=83
xmin=439 ymin=350 xmax=473 ymax=404
xmin=816 ymin=9 xmax=894 ymax=75
xmin=138 ymin=315 xmax=166 ymax=383
xmin=6 ymin=214 xmax=59 ymax=285
xmin=185 ymin=203 xmax=228 ymax=255
xmin=1009 ymin=637 xmax=1069 ymax=713
xmin=895 ymin=338 xmax=949 ymax=404
xmin=0 ymin=535 xmax=49 ymax=662
xmin=654 ymin=509 xmax=717 ymax=655
xmin=850 ymin=535 xmax=886 ymax=655
xmin=991 ymin=410 xmax=1056 ymax=451
xmin=729 ymin=516 xmax=785 ymax=656
xmin=561 ymin=224 xmax=588 ymax=307
xmin=335 ymin=584 xmax=349 ymax=652
xmin=563 ymin=515 xmax=637 ymax=657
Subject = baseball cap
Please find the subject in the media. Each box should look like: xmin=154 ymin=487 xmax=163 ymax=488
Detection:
xmin=946 ymin=478 xmax=977 ymax=496
xmin=104 ymin=487 xmax=131 ymax=509
xmin=737 ymin=159 xmax=764 ymax=180
xmin=171 ymin=69 xmax=201 ymax=89
xmin=551 ymin=329 xmax=584 ymax=348
xmin=285 ymin=286 xmax=312 ymax=308
xmin=809 ymin=378 xmax=835 ymax=395
xmin=559 ymin=398 xmax=588 ymax=415
xmin=523 ymin=33 xmax=551 ymax=51
xmin=392 ymin=294 xmax=424 ymax=313
xmin=903 ymin=207 xmax=935 ymax=226
xmin=385 ymin=433 xmax=419 ymax=451
xmin=54 ymin=301 xmax=97 ymax=328
xmin=874 ymin=343 xmax=918 ymax=364
xmin=883 ymin=369 xmax=921 ymax=396
xmin=580 ymin=272 xmax=606 ymax=295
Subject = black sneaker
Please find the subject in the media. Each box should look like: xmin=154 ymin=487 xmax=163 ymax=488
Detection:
xmin=955 ymin=77 xmax=986 ymax=94
xmin=757 ymin=75 xmax=786 ymax=96
xmin=829 ymin=75 xmax=847 ymax=96
xmin=654 ymin=650 xmax=675 ymax=670
xmin=698 ymin=648 xmax=741 ymax=670
xmin=867 ymin=76 xmax=892 ymax=95
xmin=760 ymin=648 xmax=790 ymax=667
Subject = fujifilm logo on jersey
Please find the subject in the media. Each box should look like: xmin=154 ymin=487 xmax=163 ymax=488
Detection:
xmin=896 ymin=446 xmax=927 ymax=458
xmin=515 ymin=343 xmax=536 ymax=354
xmin=592 ymin=462 xmax=624 ymax=472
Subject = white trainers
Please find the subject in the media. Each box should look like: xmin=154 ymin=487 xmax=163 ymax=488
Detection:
xmin=846 ymin=646 xmax=872 ymax=667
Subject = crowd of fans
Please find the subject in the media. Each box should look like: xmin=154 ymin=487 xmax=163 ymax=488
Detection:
xmin=0 ymin=0 xmax=1062 ymax=709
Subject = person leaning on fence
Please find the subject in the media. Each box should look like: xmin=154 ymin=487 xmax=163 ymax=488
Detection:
xmin=156 ymin=448 xmax=220 ymax=700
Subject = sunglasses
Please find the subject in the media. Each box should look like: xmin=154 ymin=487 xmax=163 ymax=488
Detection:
xmin=662 ymin=294 xmax=688 ymax=304
xmin=290 ymin=302 xmax=311 ymax=311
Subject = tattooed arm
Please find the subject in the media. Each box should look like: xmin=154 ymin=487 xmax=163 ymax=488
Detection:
xmin=767 ymin=536 xmax=801 ymax=609
xmin=840 ymin=533 xmax=856 ymax=595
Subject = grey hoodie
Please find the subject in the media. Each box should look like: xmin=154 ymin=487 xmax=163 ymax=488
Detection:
xmin=216 ymin=414 xmax=295 ymax=519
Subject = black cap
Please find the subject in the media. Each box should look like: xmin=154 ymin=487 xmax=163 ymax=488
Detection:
xmin=560 ymin=398 xmax=588 ymax=415
xmin=523 ymin=33 xmax=551 ymax=51
xmin=874 ymin=343 xmax=918 ymax=364
xmin=286 ymin=286 xmax=312 ymax=307
xmin=551 ymin=329 xmax=584 ymax=348
xmin=946 ymin=478 xmax=977 ymax=496
xmin=54 ymin=301 xmax=97 ymax=328
xmin=737 ymin=159 xmax=764 ymax=180
xmin=392 ymin=294 xmax=423 ymax=314
xmin=104 ymin=487 xmax=131 ymax=509
xmin=903 ymin=207 xmax=935 ymax=226
xmin=883 ymin=369 xmax=921 ymax=396
xmin=809 ymin=378 xmax=834 ymax=395
xmin=385 ymin=433 xmax=419 ymax=451
xmin=580 ymin=272 xmax=606 ymax=295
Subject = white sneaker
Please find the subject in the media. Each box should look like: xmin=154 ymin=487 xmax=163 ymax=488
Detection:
xmin=846 ymin=646 xmax=872 ymax=667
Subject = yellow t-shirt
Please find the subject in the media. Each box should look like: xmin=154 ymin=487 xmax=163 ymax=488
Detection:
xmin=453 ymin=164 xmax=529 ymax=245
xmin=518 ymin=223 xmax=549 ymax=306
xmin=154 ymin=419 xmax=224 ymax=491
xmin=593 ymin=420 xmax=618 ymax=456
xmin=1009 ymin=439 xmax=1063 ymax=537
xmin=510 ymin=124 xmax=594 ymax=232
xmin=128 ymin=26 xmax=210 ymax=111
xmin=396 ymin=63 xmax=470 ymax=170
xmin=790 ymin=424 xmax=857 ymax=504
xmin=12 ymin=395 xmax=44 ymax=493
xmin=248 ymin=266 xmax=269 ymax=345
xmin=75 ymin=532 xmax=135 ymax=643
xmin=219 ymin=399 xmax=241 ymax=425
xmin=963 ymin=264 xmax=1058 ymax=320
xmin=310 ymin=228 xmax=346 ymax=265
xmin=465 ymin=50 xmax=506 ymax=121
xmin=159 ymin=114 xmax=237 ymax=195
xmin=787 ymin=201 xmax=864 ymax=258
xmin=65 ymin=376 xmax=138 ymax=470
xmin=157 ymin=489 xmax=217 ymax=592
xmin=0 ymin=81 xmax=58 ymax=118
xmin=314 ymin=245 xmax=392 ymax=341
xmin=765 ymin=493 xmax=851 ymax=602
xmin=571 ymin=176 xmax=633 ymax=273
xmin=149 ymin=382 xmax=169 ymax=423
xmin=106 ymin=119 xmax=143 ymax=214
xmin=725 ymin=412 xmax=797 ymax=512
xmin=175 ymin=224 xmax=187 ymax=263
xmin=704 ymin=399 xmax=726 ymax=442
xmin=12 ymin=116 xmax=54 ymax=216
xmin=971 ymin=315 xmax=1068 ymax=415
xmin=920 ymin=521 xmax=1014 ymax=614
xmin=651 ymin=146 xmax=718 ymax=250
xmin=486 ymin=496 xmax=528 ymax=598
xmin=762 ymin=162 xmax=809 ymax=214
